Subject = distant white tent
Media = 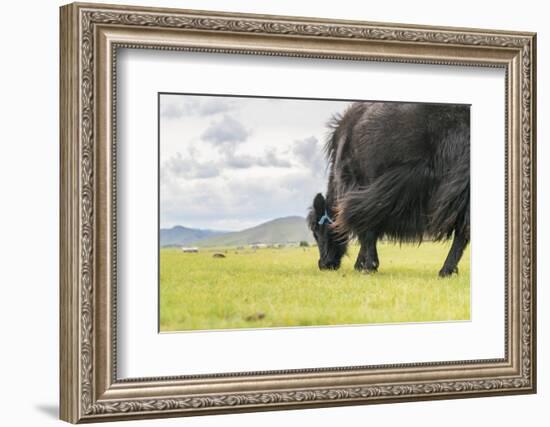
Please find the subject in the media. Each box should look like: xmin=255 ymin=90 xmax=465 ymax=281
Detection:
xmin=181 ymin=247 xmax=199 ymax=253
xmin=250 ymin=243 xmax=268 ymax=249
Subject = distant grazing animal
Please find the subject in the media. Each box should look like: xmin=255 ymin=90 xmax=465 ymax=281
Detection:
xmin=213 ymin=253 xmax=226 ymax=258
xmin=307 ymin=102 xmax=470 ymax=277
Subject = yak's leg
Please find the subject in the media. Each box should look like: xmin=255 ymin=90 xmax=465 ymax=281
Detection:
xmin=354 ymin=245 xmax=367 ymax=271
xmin=355 ymin=231 xmax=379 ymax=273
xmin=439 ymin=229 xmax=469 ymax=277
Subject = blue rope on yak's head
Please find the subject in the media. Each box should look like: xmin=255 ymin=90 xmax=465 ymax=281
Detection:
xmin=318 ymin=209 xmax=334 ymax=226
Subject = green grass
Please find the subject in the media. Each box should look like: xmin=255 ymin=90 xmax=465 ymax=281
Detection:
xmin=159 ymin=242 xmax=470 ymax=332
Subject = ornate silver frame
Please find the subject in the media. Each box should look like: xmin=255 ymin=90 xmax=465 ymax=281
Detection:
xmin=60 ymin=2 xmax=537 ymax=423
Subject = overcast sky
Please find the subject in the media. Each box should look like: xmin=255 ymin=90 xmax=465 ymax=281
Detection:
xmin=159 ymin=94 xmax=353 ymax=231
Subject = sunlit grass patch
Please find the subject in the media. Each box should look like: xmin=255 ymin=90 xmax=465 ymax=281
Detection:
xmin=159 ymin=241 xmax=470 ymax=332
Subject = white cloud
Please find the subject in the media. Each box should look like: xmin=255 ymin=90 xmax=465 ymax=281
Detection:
xmin=292 ymin=136 xmax=327 ymax=176
xmin=160 ymin=95 xmax=236 ymax=119
xmin=163 ymin=152 xmax=220 ymax=179
xmin=201 ymin=115 xmax=250 ymax=151
xmin=224 ymin=148 xmax=291 ymax=169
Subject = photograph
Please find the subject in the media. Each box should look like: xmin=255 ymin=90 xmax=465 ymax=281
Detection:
xmin=159 ymin=94 xmax=471 ymax=332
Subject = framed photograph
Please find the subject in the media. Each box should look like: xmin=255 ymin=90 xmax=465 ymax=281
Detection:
xmin=60 ymin=2 xmax=537 ymax=423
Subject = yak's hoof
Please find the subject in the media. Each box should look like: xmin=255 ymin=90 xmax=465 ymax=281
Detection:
xmin=439 ymin=267 xmax=458 ymax=278
xmin=355 ymin=259 xmax=378 ymax=274
xmin=363 ymin=264 xmax=378 ymax=274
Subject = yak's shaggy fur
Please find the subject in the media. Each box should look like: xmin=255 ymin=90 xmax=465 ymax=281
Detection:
xmin=308 ymin=102 xmax=470 ymax=277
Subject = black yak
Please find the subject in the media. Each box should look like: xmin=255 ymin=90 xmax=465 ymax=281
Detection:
xmin=307 ymin=101 xmax=470 ymax=277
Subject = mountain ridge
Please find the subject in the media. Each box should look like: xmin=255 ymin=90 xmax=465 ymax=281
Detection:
xmin=160 ymin=216 xmax=313 ymax=248
xmin=195 ymin=216 xmax=313 ymax=247
xmin=159 ymin=225 xmax=228 ymax=247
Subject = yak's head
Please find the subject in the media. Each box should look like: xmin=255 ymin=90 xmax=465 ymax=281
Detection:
xmin=307 ymin=193 xmax=347 ymax=270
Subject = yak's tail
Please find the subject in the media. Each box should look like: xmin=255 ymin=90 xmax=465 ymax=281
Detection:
xmin=333 ymin=162 xmax=435 ymax=243
xmin=428 ymin=161 xmax=470 ymax=241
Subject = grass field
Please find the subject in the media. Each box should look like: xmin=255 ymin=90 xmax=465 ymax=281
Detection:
xmin=159 ymin=242 xmax=470 ymax=332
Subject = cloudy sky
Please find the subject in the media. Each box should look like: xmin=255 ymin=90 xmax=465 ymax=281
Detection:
xmin=160 ymin=94 xmax=353 ymax=231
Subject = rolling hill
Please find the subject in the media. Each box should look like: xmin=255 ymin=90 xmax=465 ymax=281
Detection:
xmin=195 ymin=216 xmax=313 ymax=247
xmin=159 ymin=226 xmax=228 ymax=247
